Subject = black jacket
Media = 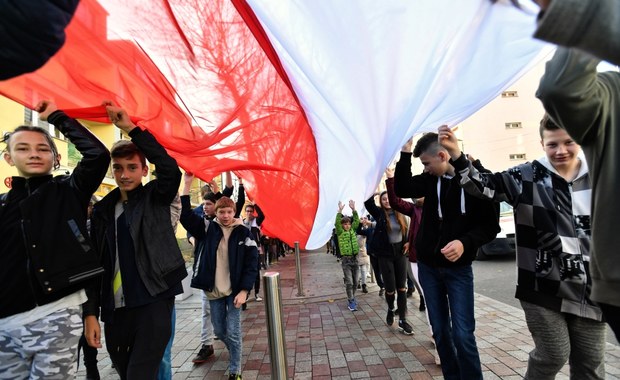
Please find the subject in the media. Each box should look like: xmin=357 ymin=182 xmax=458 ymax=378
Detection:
xmin=364 ymin=197 xmax=404 ymax=258
xmin=85 ymin=128 xmax=187 ymax=321
xmin=0 ymin=0 xmax=79 ymax=80
xmin=394 ymin=152 xmax=499 ymax=267
xmin=0 ymin=111 xmax=110 ymax=318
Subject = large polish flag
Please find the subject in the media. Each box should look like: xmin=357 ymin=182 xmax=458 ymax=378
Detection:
xmin=0 ymin=0 xmax=549 ymax=249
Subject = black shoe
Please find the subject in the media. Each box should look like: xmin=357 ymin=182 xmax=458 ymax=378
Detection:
xmin=407 ymin=287 xmax=414 ymax=297
xmin=386 ymin=309 xmax=395 ymax=326
xmin=228 ymin=374 xmax=243 ymax=380
xmin=357 ymin=283 xmax=361 ymax=289
xmin=362 ymin=284 xmax=368 ymax=293
xmin=85 ymin=365 xmax=100 ymax=380
xmin=419 ymin=295 xmax=426 ymax=312
xmin=398 ymin=320 xmax=414 ymax=335
xmin=379 ymin=288 xmax=385 ymax=297
xmin=192 ymin=344 xmax=214 ymax=364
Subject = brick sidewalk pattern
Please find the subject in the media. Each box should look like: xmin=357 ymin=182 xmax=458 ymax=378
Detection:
xmin=80 ymin=250 xmax=620 ymax=379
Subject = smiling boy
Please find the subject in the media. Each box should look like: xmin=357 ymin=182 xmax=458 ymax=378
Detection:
xmin=439 ymin=117 xmax=606 ymax=379
xmin=0 ymin=100 xmax=109 ymax=378
xmin=83 ymin=102 xmax=187 ymax=379
xmin=180 ymin=173 xmax=258 ymax=380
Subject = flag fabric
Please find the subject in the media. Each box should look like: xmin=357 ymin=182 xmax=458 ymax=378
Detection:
xmin=0 ymin=0 xmax=549 ymax=249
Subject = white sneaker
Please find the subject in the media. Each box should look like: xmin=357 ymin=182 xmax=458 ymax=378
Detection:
xmin=255 ymin=295 xmax=263 ymax=302
xmin=433 ymin=349 xmax=441 ymax=365
xmin=431 ymin=339 xmax=441 ymax=365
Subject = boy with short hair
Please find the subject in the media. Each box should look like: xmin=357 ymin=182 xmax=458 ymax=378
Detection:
xmin=0 ymin=100 xmax=110 ymax=378
xmin=180 ymin=173 xmax=258 ymax=380
xmin=394 ymin=133 xmax=499 ymax=380
xmin=83 ymin=102 xmax=187 ymax=379
xmin=335 ymin=200 xmax=360 ymax=311
xmin=537 ymin=45 xmax=620 ymax=340
xmin=439 ymin=117 xmax=606 ymax=379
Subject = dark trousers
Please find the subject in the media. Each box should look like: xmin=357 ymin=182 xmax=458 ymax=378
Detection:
xmin=105 ymin=298 xmax=174 ymax=380
xmin=369 ymin=254 xmax=384 ymax=288
xmin=79 ymin=334 xmax=98 ymax=367
xmin=601 ymin=302 xmax=620 ymax=342
xmin=254 ymin=259 xmax=261 ymax=296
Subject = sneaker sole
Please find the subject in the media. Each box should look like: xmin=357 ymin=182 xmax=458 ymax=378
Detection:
xmin=398 ymin=327 xmax=414 ymax=335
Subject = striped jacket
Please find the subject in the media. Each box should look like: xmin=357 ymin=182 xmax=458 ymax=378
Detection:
xmin=451 ymin=153 xmax=602 ymax=321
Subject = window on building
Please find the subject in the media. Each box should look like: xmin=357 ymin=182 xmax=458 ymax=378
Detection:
xmin=501 ymin=90 xmax=518 ymax=98
xmin=509 ymin=153 xmax=526 ymax=160
xmin=505 ymin=122 xmax=522 ymax=129
xmin=29 ymin=110 xmax=65 ymax=140
xmin=24 ymin=107 xmax=33 ymax=125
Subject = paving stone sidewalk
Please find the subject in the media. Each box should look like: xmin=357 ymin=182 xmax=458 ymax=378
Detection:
xmin=81 ymin=250 xmax=620 ymax=379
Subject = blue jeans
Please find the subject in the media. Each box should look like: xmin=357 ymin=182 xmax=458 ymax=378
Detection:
xmin=210 ymin=295 xmax=242 ymax=374
xmin=201 ymin=291 xmax=215 ymax=345
xmin=157 ymin=305 xmax=175 ymax=380
xmin=418 ymin=262 xmax=482 ymax=380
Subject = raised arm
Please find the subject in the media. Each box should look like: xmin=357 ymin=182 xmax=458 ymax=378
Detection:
xmin=222 ymin=171 xmax=233 ymax=198
xmin=179 ymin=172 xmax=208 ymax=239
xmin=254 ymin=203 xmax=265 ymax=226
xmin=349 ymin=200 xmax=360 ymax=230
xmin=536 ymin=47 xmax=618 ymax=146
xmin=0 ymin=0 xmax=80 ymax=80
xmin=533 ymin=0 xmax=620 ymax=65
xmin=335 ymin=201 xmax=345 ymax=234
xmin=438 ymin=125 xmax=522 ymax=206
xmin=106 ymin=102 xmax=181 ymax=204
xmin=234 ymin=177 xmax=244 ymax=218
xmin=385 ymin=167 xmax=415 ymax=216
xmin=393 ymin=138 xmax=426 ymax=198
xmin=363 ymin=195 xmax=381 ymax=221
xmin=38 ymin=100 xmax=110 ymax=199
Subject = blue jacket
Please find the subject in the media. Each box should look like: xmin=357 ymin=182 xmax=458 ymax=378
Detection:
xmin=180 ymin=196 xmax=258 ymax=296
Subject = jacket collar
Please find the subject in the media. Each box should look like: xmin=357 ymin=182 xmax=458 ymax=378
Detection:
xmin=10 ymin=175 xmax=53 ymax=195
xmin=124 ymin=183 xmax=145 ymax=201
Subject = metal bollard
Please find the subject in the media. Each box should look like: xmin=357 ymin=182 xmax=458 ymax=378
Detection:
xmin=294 ymin=241 xmax=305 ymax=296
xmin=263 ymin=272 xmax=289 ymax=380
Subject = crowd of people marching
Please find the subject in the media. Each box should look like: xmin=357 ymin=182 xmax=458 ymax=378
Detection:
xmin=1 ymin=0 xmax=619 ymax=379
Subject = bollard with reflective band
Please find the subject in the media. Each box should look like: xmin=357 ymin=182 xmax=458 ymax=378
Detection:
xmin=263 ymin=272 xmax=288 ymax=379
xmin=294 ymin=241 xmax=305 ymax=297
